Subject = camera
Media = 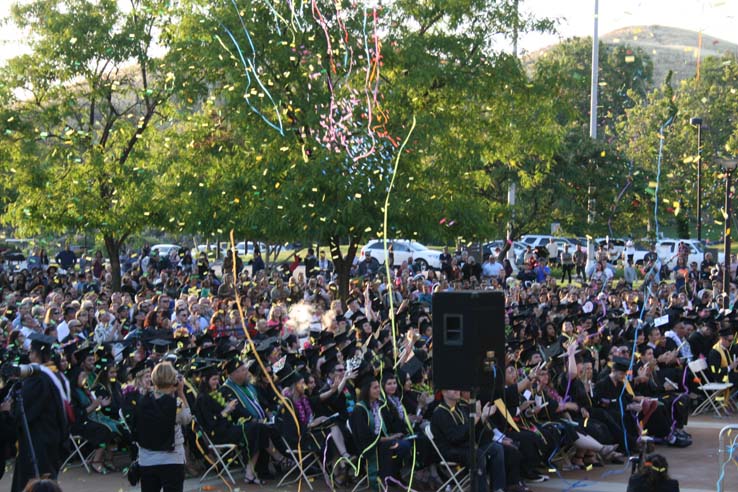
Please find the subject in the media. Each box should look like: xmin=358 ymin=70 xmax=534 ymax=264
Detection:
xmin=1 ymin=362 xmax=41 ymax=380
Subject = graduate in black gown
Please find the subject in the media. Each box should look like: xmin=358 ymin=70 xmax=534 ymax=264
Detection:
xmin=193 ymin=359 xmax=269 ymax=484
xmin=11 ymin=333 xmax=69 ymax=492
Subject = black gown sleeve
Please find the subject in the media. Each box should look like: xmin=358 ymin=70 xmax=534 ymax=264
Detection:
xmin=349 ymin=404 xmax=376 ymax=452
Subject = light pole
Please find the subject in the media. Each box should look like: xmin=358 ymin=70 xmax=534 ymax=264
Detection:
xmin=690 ymin=117 xmax=703 ymax=242
xmin=721 ymin=157 xmax=738 ymax=294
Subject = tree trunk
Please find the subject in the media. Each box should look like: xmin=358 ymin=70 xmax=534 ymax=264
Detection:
xmin=330 ymin=234 xmax=359 ymax=304
xmin=104 ymin=234 xmax=123 ymax=292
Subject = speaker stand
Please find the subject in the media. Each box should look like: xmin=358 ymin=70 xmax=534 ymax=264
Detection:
xmin=469 ymin=390 xmax=479 ymax=492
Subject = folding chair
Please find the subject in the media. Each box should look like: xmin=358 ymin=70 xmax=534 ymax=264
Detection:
xmin=344 ymin=420 xmax=369 ymax=492
xmin=60 ymin=434 xmax=93 ymax=474
xmin=192 ymin=420 xmax=246 ymax=484
xmin=688 ymin=358 xmax=734 ymax=416
xmin=423 ymin=423 xmax=469 ymax=492
xmin=276 ymin=434 xmax=323 ymax=490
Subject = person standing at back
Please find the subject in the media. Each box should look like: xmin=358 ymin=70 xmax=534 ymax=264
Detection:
xmin=136 ymin=361 xmax=192 ymax=492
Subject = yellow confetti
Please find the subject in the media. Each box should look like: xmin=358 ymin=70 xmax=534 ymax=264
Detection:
xmin=600 ymin=151 xmax=606 ymax=157
xmin=275 ymin=182 xmax=280 ymax=189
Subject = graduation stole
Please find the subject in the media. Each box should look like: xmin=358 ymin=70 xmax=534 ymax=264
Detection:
xmin=607 ymin=362 xmax=635 ymax=397
xmin=223 ymin=379 xmax=266 ymax=420
xmin=356 ymin=400 xmax=387 ymax=437
xmin=713 ymin=342 xmax=732 ymax=369
xmin=439 ymin=402 xmax=465 ymax=426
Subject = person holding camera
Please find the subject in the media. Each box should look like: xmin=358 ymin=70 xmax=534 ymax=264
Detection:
xmin=135 ymin=361 xmax=192 ymax=492
xmin=9 ymin=333 xmax=70 ymax=492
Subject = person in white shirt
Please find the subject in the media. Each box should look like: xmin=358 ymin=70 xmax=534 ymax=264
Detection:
xmin=546 ymin=239 xmax=559 ymax=265
xmin=482 ymin=255 xmax=504 ymax=279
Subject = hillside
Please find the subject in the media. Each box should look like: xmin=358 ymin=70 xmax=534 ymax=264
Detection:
xmin=526 ymin=25 xmax=738 ymax=85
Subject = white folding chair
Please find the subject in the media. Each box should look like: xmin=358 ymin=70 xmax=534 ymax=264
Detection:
xmin=60 ymin=434 xmax=93 ymax=474
xmin=689 ymin=358 xmax=734 ymax=416
xmin=277 ymin=433 xmax=326 ymax=490
xmin=423 ymin=423 xmax=469 ymax=492
xmin=194 ymin=421 xmax=246 ymax=484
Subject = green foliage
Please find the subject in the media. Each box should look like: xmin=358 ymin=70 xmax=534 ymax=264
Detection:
xmin=0 ymin=0 xmax=186 ymax=287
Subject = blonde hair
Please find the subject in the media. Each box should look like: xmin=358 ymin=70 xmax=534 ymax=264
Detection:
xmin=151 ymin=361 xmax=178 ymax=389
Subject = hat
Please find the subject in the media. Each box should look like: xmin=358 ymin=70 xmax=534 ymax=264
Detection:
xmin=28 ymin=332 xmax=56 ymax=352
xmin=612 ymin=356 xmax=631 ymax=372
xmin=223 ymin=356 xmax=255 ymax=375
xmin=718 ymin=325 xmax=734 ymax=337
xmin=255 ymin=337 xmax=279 ymax=356
xmin=147 ymin=338 xmax=174 ymax=354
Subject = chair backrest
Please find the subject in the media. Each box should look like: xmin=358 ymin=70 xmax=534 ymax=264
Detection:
xmin=688 ymin=358 xmax=708 ymax=373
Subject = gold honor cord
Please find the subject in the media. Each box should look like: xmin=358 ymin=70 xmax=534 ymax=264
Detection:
xmin=228 ymin=232 xmax=306 ymax=491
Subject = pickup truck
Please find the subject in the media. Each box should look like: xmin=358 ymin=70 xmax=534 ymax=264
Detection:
xmin=632 ymin=239 xmax=724 ymax=268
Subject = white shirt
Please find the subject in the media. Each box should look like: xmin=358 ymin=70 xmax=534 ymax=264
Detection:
xmin=547 ymin=242 xmax=559 ymax=259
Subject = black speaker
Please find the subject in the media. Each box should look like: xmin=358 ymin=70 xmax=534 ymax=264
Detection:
xmin=432 ymin=290 xmax=505 ymax=395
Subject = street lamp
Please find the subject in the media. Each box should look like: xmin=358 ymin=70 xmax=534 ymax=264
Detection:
xmin=721 ymin=156 xmax=738 ymax=294
xmin=690 ymin=117 xmax=703 ymax=242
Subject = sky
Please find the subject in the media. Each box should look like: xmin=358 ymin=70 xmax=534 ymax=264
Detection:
xmin=1 ymin=0 xmax=737 ymax=64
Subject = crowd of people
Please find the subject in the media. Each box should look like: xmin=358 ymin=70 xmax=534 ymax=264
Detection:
xmin=0 ymin=238 xmax=728 ymax=492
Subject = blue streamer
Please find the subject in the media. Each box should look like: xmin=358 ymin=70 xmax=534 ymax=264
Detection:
xmin=654 ymin=114 xmax=675 ymax=238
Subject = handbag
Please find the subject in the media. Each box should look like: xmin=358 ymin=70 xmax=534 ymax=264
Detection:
xmin=127 ymin=459 xmax=141 ymax=486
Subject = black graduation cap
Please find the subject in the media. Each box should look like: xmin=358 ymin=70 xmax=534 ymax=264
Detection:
xmin=28 ymin=332 xmax=56 ymax=352
xmin=72 ymin=340 xmax=93 ymax=360
xmin=543 ymin=341 xmax=564 ymax=361
xmin=176 ymin=345 xmax=198 ymax=359
xmin=128 ymin=359 xmax=154 ymax=378
xmin=222 ymin=355 xmax=254 ymax=375
xmin=256 ymin=337 xmax=279 ymax=356
xmin=196 ymin=331 xmax=214 ymax=346
xmin=197 ymin=344 xmax=218 ymax=358
xmin=341 ymin=341 xmax=358 ymax=360
xmin=612 ymin=356 xmax=631 ymax=372
xmin=718 ymin=325 xmax=734 ymax=337
xmin=320 ymin=347 xmax=341 ymax=376
xmin=520 ymin=340 xmax=541 ymax=362
xmin=334 ymin=331 xmax=350 ymax=345
xmin=147 ymin=338 xmax=174 ymax=354
xmin=354 ymin=371 xmax=377 ymax=393
xmin=400 ymin=356 xmax=424 ymax=384
xmin=192 ymin=363 xmax=221 ymax=380
xmin=317 ymin=331 xmax=334 ymax=346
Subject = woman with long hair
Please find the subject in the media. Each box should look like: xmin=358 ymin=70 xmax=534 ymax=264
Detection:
xmin=350 ymin=375 xmax=412 ymax=490
xmin=627 ymin=454 xmax=679 ymax=492
xmin=68 ymin=367 xmax=117 ymax=474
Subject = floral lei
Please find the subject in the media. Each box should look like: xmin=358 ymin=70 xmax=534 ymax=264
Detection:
xmin=209 ymin=390 xmax=246 ymax=424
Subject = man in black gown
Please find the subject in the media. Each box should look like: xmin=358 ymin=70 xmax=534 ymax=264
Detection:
xmin=10 ymin=333 xmax=69 ymax=492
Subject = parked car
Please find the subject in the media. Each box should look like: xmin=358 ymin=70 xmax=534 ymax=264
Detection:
xmin=151 ymin=244 xmax=182 ymax=257
xmin=631 ymin=239 xmax=724 ymax=268
xmin=220 ymin=241 xmax=267 ymax=258
xmin=360 ymin=240 xmax=443 ymax=270
xmin=520 ymin=235 xmax=577 ymax=249
xmin=482 ymin=240 xmax=526 ymax=264
xmin=595 ymin=237 xmax=627 ymax=258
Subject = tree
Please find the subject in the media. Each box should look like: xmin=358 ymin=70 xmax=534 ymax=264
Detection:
xmin=618 ymin=53 xmax=738 ymax=239
xmin=527 ymin=37 xmax=654 ymax=237
xmin=1 ymin=0 xmax=186 ymax=289
xmin=163 ymin=0 xmax=557 ymax=297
